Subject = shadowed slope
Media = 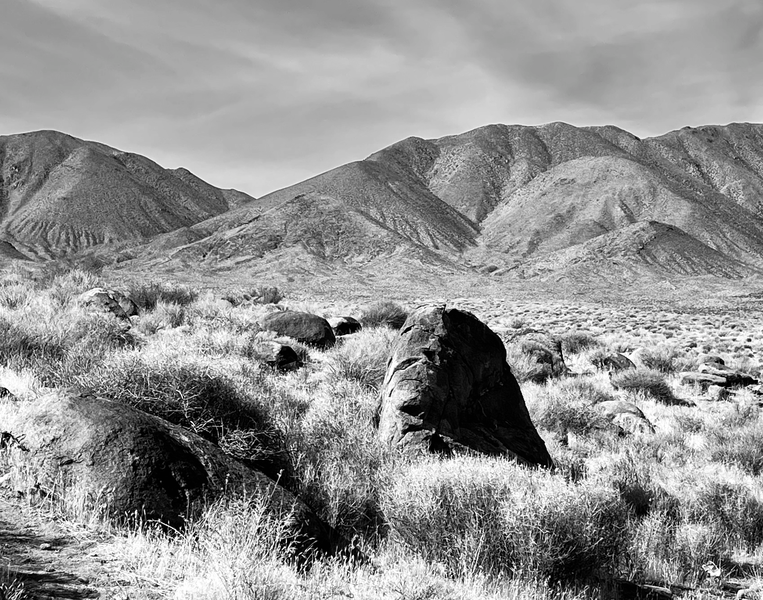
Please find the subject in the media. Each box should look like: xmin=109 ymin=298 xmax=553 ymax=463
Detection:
xmin=0 ymin=131 xmax=255 ymax=258
xmin=478 ymin=155 xmax=763 ymax=265
xmin=514 ymin=221 xmax=762 ymax=280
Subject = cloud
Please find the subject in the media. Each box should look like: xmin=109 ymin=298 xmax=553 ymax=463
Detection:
xmin=2 ymin=0 xmax=762 ymax=196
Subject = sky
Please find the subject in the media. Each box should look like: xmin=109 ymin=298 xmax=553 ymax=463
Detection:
xmin=2 ymin=0 xmax=762 ymax=197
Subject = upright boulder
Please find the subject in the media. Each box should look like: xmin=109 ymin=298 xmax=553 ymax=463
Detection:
xmin=259 ymin=311 xmax=336 ymax=349
xmin=5 ymin=392 xmax=349 ymax=559
xmin=377 ymin=305 xmax=553 ymax=468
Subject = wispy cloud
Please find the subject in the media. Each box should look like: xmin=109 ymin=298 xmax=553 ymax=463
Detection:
xmin=2 ymin=0 xmax=762 ymax=196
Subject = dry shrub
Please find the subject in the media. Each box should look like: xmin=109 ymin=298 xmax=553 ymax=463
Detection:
xmin=530 ymin=378 xmax=614 ymax=437
xmin=610 ymin=369 xmax=680 ymax=405
xmin=324 ymin=327 xmax=397 ymax=392
xmin=125 ymin=281 xmax=198 ymax=310
xmin=290 ymin=379 xmax=389 ymax=536
xmin=225 ymin=286 xmax=285 ymax=306
xmin=561 ymin=332 xmax=600 ymax=355
xmin=72 ymin=351 xmax=287 ymax=477
xmin=505 ymin=343 xmax=546 ymax=384
xmin=360 ymin=301 xmax=408 ymax=330
xmin=636 ymin=346 xmax=683 ymax=374
xmin=383 ymin=456 xmax=629 ymax=582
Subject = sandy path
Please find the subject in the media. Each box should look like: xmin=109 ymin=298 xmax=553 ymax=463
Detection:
xmin=0 ymin=490 xmax=155 ymax=600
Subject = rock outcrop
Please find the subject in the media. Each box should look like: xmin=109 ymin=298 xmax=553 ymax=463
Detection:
xmin=259 ymin=311 xmax=336 ymax=349
xmin=377 ymin=305 xmax=553 ymax=467
xmin=5 ymin=392 xmax=349 ymax=559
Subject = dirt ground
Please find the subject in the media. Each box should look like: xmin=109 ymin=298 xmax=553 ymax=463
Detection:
xmin=0 ymin=489 xmax=156 ymax=600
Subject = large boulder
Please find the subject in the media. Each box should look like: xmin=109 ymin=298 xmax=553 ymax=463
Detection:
xmin=259 ymin=311 xmax=336 ymax=349
xmin=377 ymin=305 xmax=553 ymax=468
xmin=78 ymin=288 xmax=138 ymax=318
xmin=4 ymin=392 xmax=350 ymax=559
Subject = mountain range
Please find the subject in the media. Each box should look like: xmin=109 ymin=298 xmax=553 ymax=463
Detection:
xmin=3 ymin=122 xmax=763 ymax=282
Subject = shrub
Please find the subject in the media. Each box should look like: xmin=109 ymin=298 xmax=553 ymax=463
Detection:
xmin=289 ymin=379 xmax=388 ymax=536
xmin=637 ymin=347 xmax=682 ymax=374
xmin=72 ymin=351 xmax=287 ymax=477
xmin=324 ymin=327 xmax=397 ymax=392
xmin=250 ymin=286 xmax=285 ymax=305
xmin=505 ymin=343 xmax=546 ymax=384
xmin=383 ymin=457 xmax=629 ymax=582
xmin=610 ymin=369 xmax=680 ymax=404
xmin=561 ymin=332 xmax=600 ymax=355
xmin=360 ymin=301 xmax=408 ymax=330
xmin=530 ymin=379 xmax=613 ymax=437
xmin=125 ymin=281 xmax=198 ymax=310
xmin=707 ymin=418 xmax=763 ymax=475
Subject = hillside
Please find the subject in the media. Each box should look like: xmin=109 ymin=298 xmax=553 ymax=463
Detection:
xmin=5 ymin=122 xmax=763 ymax=285
xmin=0 ymin=131 xmax=255 ymax=258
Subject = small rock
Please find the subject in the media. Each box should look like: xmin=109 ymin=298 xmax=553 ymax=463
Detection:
xmin=78 ymin=288 xmax=136 ymax=320
xmin=595 ymin=400 xmax=655 ymax=435
xmin=681 ymin=371 xmax=727 ymax=389
xmin=698 ymin=354 xmax=726 ymax=367
xmin=328 ymin=316 xmax=362 ymax=336
xmin=595 ymin=353 xmax=636 ymax=372
xmin=39 ymin=542 xmax=53 ymax=550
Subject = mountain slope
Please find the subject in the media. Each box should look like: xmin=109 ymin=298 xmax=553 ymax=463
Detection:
xmin=513 ymin=221 xmax=761 ymax=280
xmin=0 ymin=131 xmax=255 ymax=258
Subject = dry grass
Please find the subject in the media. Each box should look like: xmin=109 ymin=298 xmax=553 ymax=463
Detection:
xmin=4 ymin=269 xmax=763 ymax=598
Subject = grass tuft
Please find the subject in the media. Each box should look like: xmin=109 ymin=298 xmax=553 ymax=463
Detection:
xmin=360 ymin=301 xmax=408 ymax=330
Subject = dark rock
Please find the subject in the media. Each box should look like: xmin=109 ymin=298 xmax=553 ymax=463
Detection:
xmin=681 ymin=371 xmax=727 ymax=389
xmin=257 ymin=341 xmax=303 ymax=371
xmin=78 ymin=288 xmax=138 ymax=319
xmin=698 ymin=364 xmax=758 ymax=387
xmin=328 ymin=316 xmax=362 ymax=336
xmin=595 ymin=353 xmax=636 ymax=372
xmin=697 ymin=354 xmax=726 ymax=367
xmin=706 ymin=385 xmax=731 ymax=401
xmin=595 ymin=400 xmax=655 ymax=434
xmin=377 ymin=305 xmax=553 ymax=468
xmin=6 ymin=392 xmax=351 ymax=560
xmin=259 ymin=311 xmax=336 ymax=349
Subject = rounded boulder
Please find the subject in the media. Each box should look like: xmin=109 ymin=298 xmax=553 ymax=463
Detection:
xmin=259 ymin=311 xmax=336 ymax=349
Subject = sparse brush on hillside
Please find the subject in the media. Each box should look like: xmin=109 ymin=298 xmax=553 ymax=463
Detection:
xmin=610 ymin=369 xmax=681 ymax=405
xmin=360 ymin=301 xmax=409 ymax=330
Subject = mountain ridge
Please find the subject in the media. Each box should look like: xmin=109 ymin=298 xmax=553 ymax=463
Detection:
xmin=4 ymin=122 xmax=763 ymax=285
